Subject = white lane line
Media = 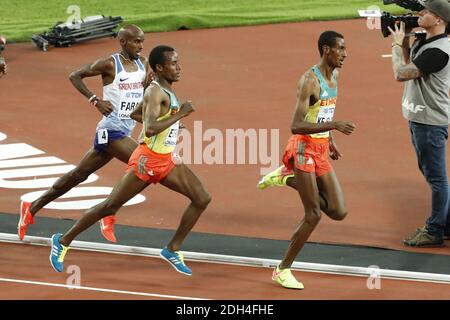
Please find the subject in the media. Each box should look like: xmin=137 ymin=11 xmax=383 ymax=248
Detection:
xmin=3 ymin=233 xmax=450 ymax=285
xmin=0 ymin=277 xmax=208 ymax=300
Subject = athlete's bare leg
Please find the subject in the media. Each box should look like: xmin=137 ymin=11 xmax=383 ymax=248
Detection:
xmin=59 ymin=170 xmax=148 ymax=246
xmin=159 ymin=163 xmax=211 ymax=252
xmin=30 ymin=148 xmax=113 ymax=216
xmin=284 ymin=164 xmax=334 ymax=215
xmin=29 ymin=136 xmax=138 ymax=216
xmin=279 ymin=167 xmax=347 ymax=269
xmin=104 ymin=136 xmax=138 ymax=163
xmin=285 ymin=177 xmax=297 ymax=189
xmin=316 ymin=170 xmax=347 ymax=221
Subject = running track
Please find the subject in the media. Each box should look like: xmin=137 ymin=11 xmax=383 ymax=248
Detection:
xmin=1 ymin=18 xmax=450 ymax=299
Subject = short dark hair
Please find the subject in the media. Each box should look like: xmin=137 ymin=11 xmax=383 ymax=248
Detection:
xmin=149 ymin=45 xmax=175 ymax=72
xmin=318 ymin=31 xmax=344 ymax=57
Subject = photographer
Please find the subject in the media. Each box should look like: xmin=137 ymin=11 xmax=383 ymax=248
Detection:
xmin=389 ymin=0 xmax=450 ymax=247
xmin=0 ymin=36 xmax=6 ymax=77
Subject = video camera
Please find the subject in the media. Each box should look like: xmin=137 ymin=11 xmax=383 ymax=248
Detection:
xmin=380 ymin=0 xmax=424 ymax=37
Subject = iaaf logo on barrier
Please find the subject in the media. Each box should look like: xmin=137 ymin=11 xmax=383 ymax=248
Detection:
xmin=0 ymin=125 xmax=279 ymax=210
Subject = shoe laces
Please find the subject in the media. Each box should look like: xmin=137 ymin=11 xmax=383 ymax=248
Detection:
xmin=176 ymin=251 xmax=185 ymax=264
xmin=58 ymin=245 xmax=69 ymax=263
xmin=274 ymin=267 xmax=297 ymax=282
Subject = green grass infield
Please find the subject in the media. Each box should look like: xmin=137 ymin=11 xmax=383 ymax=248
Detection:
xmin=1 ymin=0 xmax=406 ymax=42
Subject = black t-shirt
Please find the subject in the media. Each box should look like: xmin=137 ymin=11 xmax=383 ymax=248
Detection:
xmin=412 ymin=34 xmax=449 ymax=75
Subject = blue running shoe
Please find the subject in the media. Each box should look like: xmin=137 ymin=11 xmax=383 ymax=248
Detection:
xmin=160 ymin=247 xmax=192 ymax=276
xmin=49 ymin=233 xmax=69 ymax=272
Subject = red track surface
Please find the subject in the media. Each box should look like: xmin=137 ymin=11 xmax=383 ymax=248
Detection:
xmin=2 ymin=242 xmax=449 ymax=300
xmin=1 ymin=19 xmax=450 ymax=299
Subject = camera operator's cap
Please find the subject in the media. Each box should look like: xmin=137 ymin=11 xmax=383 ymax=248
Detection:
xmin=418 ymin=0 xmax=450 ymax=22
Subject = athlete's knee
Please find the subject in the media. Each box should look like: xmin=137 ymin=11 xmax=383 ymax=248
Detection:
xmin=328 ymin=207 xmax=348 ymax=221
xmin=199 ymin=192 xmax=212 ymax=209
xmin=193 ymin=191 xmax=212 ymax=209
xmin=68 ymin=168 xmax=90 ymax=184
xmin=305 ymin=208 xmax=322 ymax=225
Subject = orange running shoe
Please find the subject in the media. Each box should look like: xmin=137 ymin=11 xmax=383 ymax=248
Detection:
xmin=18 ymin=201 xmax=35 ymax=240
xmin=100 ymin=215 xmax=117 ymax=243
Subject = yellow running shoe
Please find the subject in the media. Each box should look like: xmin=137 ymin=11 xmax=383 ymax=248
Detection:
xmin=257 ymin=166 xmax=294 ymax=190
xmin=272 ymin=266 xmax=304 ymax=289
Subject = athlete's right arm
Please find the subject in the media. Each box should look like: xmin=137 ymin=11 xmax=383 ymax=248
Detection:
xmin=143 ymin=85 xmax=193 ymax=137
xmin=290 ymin=72 xmax=355 ymax=136
xmin=69 ymin=58 xmax=114 ymax=116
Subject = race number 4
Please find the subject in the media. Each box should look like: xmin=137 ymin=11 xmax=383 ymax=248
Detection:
xmin=97 ymin=129 xmax=108 ymax=144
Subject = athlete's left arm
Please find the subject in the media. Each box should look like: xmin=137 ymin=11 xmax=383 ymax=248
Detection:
xmin=328 ymin=71 xmax=344 ymax=160
xmin=328 ymin=133 xmax=342 ymax=160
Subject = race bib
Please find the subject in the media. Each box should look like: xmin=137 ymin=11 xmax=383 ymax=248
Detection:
xmin=316 ymin=106 xmax=335 ymax=123
xmin=118 ymin=101 xmax=139 ymax=120
xmin=97 ymin=129 xmax=108 ymax=144
xmin=164 ymin=122 xmax=180 ymax=147
xmin=118 ymin=87 xmax=144 ymax=120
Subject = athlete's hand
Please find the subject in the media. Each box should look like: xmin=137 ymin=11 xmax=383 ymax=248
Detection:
xmin=329 ymin=141 xmax=342 ymax=160
xmin=179 ymin=100 xmax=195 ymax=117
xmin=96 ymin=100 xmax=114 ymax=116
xmin=334 ymin=121 xmax=355 ymax=135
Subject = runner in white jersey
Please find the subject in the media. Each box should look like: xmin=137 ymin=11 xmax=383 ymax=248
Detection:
xmin=18 ymin=25 xmax=150 ymax=243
